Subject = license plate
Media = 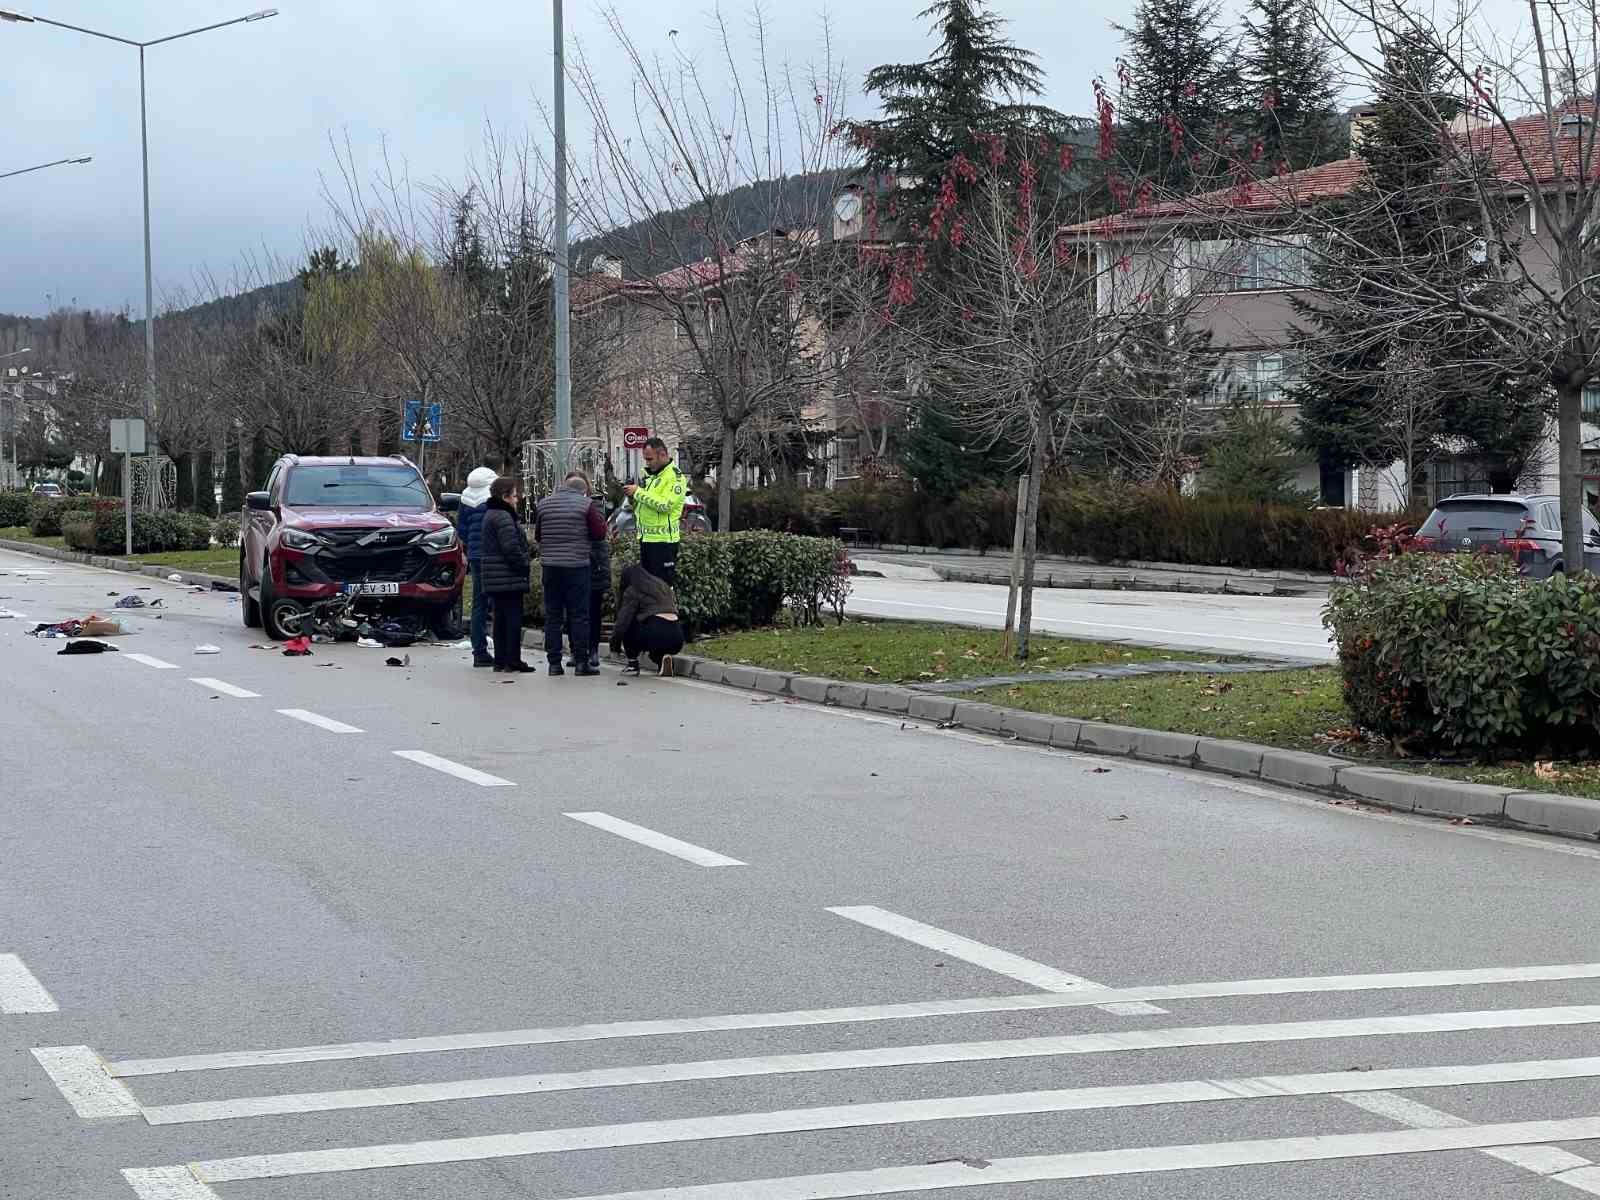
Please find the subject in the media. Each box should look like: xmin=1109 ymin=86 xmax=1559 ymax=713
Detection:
xmin=353 ymin=582 xmax=400 ymax=596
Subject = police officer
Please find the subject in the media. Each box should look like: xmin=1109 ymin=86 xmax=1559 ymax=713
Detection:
xmin=624 ymin=436 xmax=687 ymax=586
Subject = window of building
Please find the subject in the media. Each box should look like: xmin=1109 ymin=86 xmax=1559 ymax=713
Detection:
xmin=834 ymin=435 xmax=863 ymax=479
xmin=1207 ymin=352 xmax=1301 ymax=406
xmin=1583 ymin=384 xmax=1600 ymax=419
xmin=1188 ymin=238 xmax=1313 ymax=293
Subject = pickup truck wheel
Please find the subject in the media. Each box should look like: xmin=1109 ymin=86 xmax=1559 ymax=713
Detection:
xmin=240 ymin=554 xmax=262 ymax=628
xmin=429 ymin=600 xmax=465 ymax=641
xmin=260 ymin=571 xmax=302 ymax=641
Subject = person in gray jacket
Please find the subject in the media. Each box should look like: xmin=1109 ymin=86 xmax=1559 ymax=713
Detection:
xmin=535 ymin=471 xmax=605 ymax=677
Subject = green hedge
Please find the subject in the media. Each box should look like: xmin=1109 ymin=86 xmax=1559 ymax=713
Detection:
xmin=28 ymin=495 xmax=98 ymax=537
xmin=0 ymin=491 xmax=31 ymax=528
xmin=522 ymin=531 xmax=850 ymax=633
xmin=62 ymin=504 xmax=216 ymax=555
xmin=729 ymin=482 xmax=1397 ymax=573
xmin=1326 ymin=548 xmax=1600 ymax=757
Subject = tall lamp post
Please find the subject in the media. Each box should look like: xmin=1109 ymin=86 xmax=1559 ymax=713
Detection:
xmin=0 ymin=7 xmax=278 ymax=508
xmin=552 ymin=0 xmax=571 ymax=475
xmin=0 ymin=155 xmax=90 ymax=180
xmin=0 ymin=348 xmax=30 ymax=490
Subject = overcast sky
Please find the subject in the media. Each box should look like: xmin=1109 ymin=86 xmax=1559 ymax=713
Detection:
xmin=1 ymin=0 xmax=1525 ymax=318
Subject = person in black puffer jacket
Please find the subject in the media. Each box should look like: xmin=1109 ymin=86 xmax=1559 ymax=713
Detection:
xmin=478 ymin=476 xmax=534 ymax=674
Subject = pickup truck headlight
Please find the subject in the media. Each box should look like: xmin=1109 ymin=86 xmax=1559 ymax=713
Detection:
xmin=422 ymin=527 xmax=458 ymax=550
xmin=281 ymin=527 xmax=323 ymax=551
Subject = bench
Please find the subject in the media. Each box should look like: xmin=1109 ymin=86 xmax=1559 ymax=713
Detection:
xmin=838 ymin=526 xmax=881 ymax=548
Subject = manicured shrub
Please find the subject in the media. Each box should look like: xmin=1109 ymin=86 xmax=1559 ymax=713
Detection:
xmin=212 ymin=514 xmax=242 ymax=548
xmin=0 ymin=491 xmax=32 ymax=528
xmin=1326 ymin=541 xmax=1600 ymax=757
xmin=28 ymin=495 xmax=96 ymax=537
xmin=526 ymin=530 xmax=850 ymax=633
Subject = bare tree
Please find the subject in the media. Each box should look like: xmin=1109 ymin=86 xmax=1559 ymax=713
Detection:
xmin=569 ymin=5 xmax=850 ymax=529
xmin=1305 ymin=0 xmax=1600 ymax=567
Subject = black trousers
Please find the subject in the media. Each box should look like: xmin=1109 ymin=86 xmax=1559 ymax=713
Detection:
xmin=542 ymin=564 xmax=589 ymax=664
xmin=623 ymin=615 xmax=685 ymax=666
xmin=639 ymin=541 xmax=678 ymax=588
xmin=489 ymin=591 xmax=524 ymax=668
xmin=565 ymin=590 xmax=605 ymax=655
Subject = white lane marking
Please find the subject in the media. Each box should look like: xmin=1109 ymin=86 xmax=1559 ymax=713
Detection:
xmin=276 ymin=709 xmax=363 ymax=735
xmin=1339 ymin=1090 xmax=1600 ymax=1186
xmin=105 ymin=960 xmax=1600 ymax=1077
xmin=828 ymin=906 xmax=1167 ymax=1015
xmin=120 ymin=1167 xmax=222 ymax=1199
xmin=123 ymin=653 xmax=178 ymax=670
xmin=850 ymin=596 xmax=1333 ymax=651
xmin=0 ymin=953 xmax=57 ymax=1013
xmin=131 ymin=1004 xmax=1600 ymax=1124
xmin=564 ymin=812 xmax=745 ymax=867
xmin=188 ymin=678 xmax=259 ymax=699
xmin=31 ymin=1046 xmax=142 ymax=1119
xmin=434 ymin=1116 xmax=1600 ymax=1198
xmin=393 ymin=750 xmax=513 ymax=787
xmin=145 ymin=1055 xmax=1600 ymax=1145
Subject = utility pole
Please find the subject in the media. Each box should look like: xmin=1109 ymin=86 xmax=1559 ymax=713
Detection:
xmin=552 ymin=0 xmax=572 ymax=475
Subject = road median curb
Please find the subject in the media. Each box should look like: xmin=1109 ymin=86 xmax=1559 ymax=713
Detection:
xmin=672 ymin=652 xmax=1600 ymax=845
xmin=0 ymin=537 xmax=234 ymax=592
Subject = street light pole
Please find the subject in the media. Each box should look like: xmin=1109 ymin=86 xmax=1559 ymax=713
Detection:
xmin=0 ymin=348 xmax=30 ymax=491
xmin=138 ymin=44 xmax=156 ymax=509
xmin=0 ymin=155 xmax=90 ymax=180
xmin=0 ymin=6 xmax=279 ymax=509
xmin=552 ymin=0 xmax=572 ymax=475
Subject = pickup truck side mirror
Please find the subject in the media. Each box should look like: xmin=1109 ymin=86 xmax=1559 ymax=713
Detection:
xmin=438 ymin=492 xmax=462 ymax=514
xmin=245 ymin=491 xmax=272 ymax=512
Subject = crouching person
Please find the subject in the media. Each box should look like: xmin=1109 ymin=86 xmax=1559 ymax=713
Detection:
xmin=609 ymin=563 xmax=684 ymax=676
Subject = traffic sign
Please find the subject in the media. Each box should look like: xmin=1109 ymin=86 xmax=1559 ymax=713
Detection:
xmin=403 ymin=399 xmax=443 ymax=444
xmin=109 ymin=418 xmax=146 ymax=455
xmin=623 ymin=427 xmax=650 ymax=450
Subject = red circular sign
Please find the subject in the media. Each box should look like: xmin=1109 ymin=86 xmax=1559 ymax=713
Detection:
xmin=623 ymin=427 xmax=650 ymax=449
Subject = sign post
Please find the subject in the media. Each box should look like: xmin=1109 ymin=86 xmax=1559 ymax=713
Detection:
xmin=403 ymin=398 xmax=443 ymax=481
xmin=109 ymin=419 xmax=146 ymax=557
xmin=623 ymin=426 xmax=649 ymax=482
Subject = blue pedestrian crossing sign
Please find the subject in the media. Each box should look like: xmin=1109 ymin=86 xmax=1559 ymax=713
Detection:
xmin=403 ymin=399 xmax=443 ymax=444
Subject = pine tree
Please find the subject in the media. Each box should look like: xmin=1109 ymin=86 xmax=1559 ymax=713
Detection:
xmin=897 ymin=394 xmax=1015 ymax=500
xmin=847 ymin=0 xmax=1077 ymax=229
xmin=1290 ymin=34 xmax=1542 ymax=500
xmin=847 ymin=0 xmax=1076 ymax=495
xmin=1239 ymin=0 xmax=1342 ymax=169
xmin=1117 ymin=0 xmax=1238 ymax=190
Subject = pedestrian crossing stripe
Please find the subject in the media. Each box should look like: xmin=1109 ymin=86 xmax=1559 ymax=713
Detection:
xmin=102 ymin=958 xmax=1600 ymax=1077
xmin=134 ymin=1055 xmax=1600 ymax=1181
xmin=128 ymin=1003 xmax=1600 ymax=1125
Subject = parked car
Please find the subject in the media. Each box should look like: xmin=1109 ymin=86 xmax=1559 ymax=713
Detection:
xmin=607 ymin=491 xmax=713 ymax=536
xmin=240 ymin=454 xmax=466 ymax=640
xmin=30 ymin=482 xmax=63 ymax=498
xmin=1414 ymin=493 xmax=1600 ymax=578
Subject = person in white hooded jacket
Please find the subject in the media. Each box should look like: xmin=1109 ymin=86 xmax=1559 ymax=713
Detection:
xmin=456 ymin=466 xmax=497 ymax=667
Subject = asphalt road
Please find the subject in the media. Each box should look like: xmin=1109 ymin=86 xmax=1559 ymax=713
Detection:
xmin=7 ymin=545 xmax=1600 ymax=1200
xmin=849 ymin=576 xmax=1335 ymax=662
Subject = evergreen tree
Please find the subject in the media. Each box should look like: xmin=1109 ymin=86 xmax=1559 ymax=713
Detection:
xmin=1239 ymin=0 xmax=1342 ymax=169
xmin=1289 ymin=33 xmax=1543 ymax=500
xmin=846 ymin=0 xmax=1078 ymax=231
xmin=1117 ymin=0 xmax=1239 ymax=190
xmin=897 ymin=394 xmax=1015 ymax=500
xmin=221 ymin=432 xmax=244 ymax=511
xmin=847 ymin=0 xmax=1077 ymax=494
xmin=248 ymin=429 xmax=269 ymax=490
xmin=174 ymin=454 xmax=195 ymax=511
xmin=1203 ymin=395 xmax=1316 ymax=505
